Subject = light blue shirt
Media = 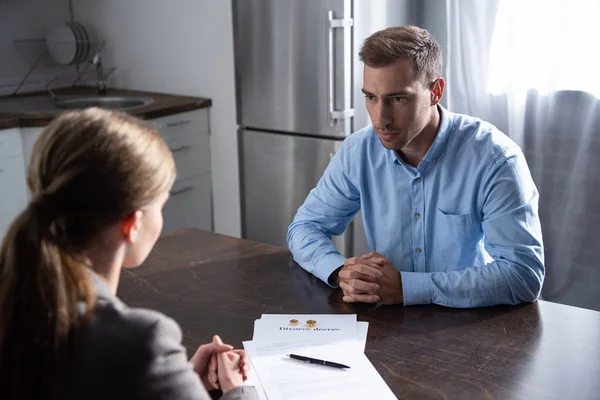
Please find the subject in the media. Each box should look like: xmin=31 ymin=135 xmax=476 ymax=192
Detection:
xmin=287 ymin=106 xmax=545 ymax=308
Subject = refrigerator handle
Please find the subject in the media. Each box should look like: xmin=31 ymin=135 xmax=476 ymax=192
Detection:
xmin=327 ymin=10 xmax=355 ymax=127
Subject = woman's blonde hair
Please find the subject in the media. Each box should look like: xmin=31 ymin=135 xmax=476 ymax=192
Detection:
xmin=0 ymin=107 xmax=176 ymax=400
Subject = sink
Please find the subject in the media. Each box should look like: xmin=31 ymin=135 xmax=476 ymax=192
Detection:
xmin=54 ymin=96 xmax=154 ymax=111
xmin=0 ymin=94 xmax=155 ymax=114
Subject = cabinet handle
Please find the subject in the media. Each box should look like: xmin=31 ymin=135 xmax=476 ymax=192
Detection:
xmin=155 ymin=120 xmax=191 ymax=129
xmin=169 ymin=145 xmax=192 ymax=153
xmin=170 ymin=186 xmax=194 ymax=196
xmin=166 ymin=120 xmax=191 ymax=128
xmin=0 ymin=168 xmax=3 ymax=173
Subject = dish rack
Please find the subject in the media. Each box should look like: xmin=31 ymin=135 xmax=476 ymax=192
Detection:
xmin=10 ymin=35 xmax=116 ymax=98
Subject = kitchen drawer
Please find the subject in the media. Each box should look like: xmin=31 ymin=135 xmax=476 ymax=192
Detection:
xmin=162 ymin=172 xmax=212 ymax=234
xmin=0 ymin=156 xmax=28 ymax=241
xmin=151 ymin=109 xmax=209 ymax=141
xmin=165 ymin=132 xmax=210 ymax=180
xmin=0 ymin=128 xmax=24 ymax=159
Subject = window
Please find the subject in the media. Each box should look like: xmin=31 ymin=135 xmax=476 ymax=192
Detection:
xmin=487 ymin=0 xmax=600 ymax=98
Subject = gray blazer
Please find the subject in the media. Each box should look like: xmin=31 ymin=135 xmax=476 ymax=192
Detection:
xmin=65 ymin=271 xmax=258 ymax=400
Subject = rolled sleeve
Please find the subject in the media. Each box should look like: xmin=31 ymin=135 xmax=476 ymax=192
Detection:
xmin=400 ymin=271 xmax=434 ymax=305
xmin=314 ymin=253 xmax=347 ymax=287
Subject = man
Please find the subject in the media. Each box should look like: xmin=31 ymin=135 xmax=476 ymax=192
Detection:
xmin=286 ymin=26 xmax=544 ymax=308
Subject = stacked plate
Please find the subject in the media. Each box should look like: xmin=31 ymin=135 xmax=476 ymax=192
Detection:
xmin=46 ymin=21 xmax=91 ymax=65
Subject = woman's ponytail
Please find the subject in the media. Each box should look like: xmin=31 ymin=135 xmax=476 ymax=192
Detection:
xmin=0 ymin=196 xmax=95 ymax=400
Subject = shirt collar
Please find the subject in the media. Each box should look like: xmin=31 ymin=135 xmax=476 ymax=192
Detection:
xmin=389 ymin=104 xmax=454 ymax=167
xmin=422 ymin=104 xmax=453 ymax=165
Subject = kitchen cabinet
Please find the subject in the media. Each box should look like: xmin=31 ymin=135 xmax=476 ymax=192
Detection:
xmin=0 ymin=128 xmax=24 ymax=159
xmin=162 ymin=172 xmax=212 ymax=234
xmin=0 ymin=128 xmax=28 ymax=242
xmin=21 ymin=127 xmax=44 ymax=171
xmin=148 ymin=109 xmax=213 ymax=234
xmin=0 ymin=108 xmax=212 ymax=240
xmin=21 ymin=127 xmax=44 ymax=200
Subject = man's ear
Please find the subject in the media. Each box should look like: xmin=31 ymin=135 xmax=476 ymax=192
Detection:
xmin=122 ymin=210 xmax=144 ymax=244
xmin=430 ymin=77 xmax=445 ymax=105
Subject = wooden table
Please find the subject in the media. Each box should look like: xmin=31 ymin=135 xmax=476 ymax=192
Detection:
xmin=118 ymin=229 xmax=600 ymax=400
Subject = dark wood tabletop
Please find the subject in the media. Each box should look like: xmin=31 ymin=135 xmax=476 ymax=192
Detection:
xmin=118 ymin=228 xmax=600 ymax=400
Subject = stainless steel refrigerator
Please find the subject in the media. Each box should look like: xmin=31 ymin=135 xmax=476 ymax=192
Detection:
xmin=233 ymin=0 xmax=416 ymax=256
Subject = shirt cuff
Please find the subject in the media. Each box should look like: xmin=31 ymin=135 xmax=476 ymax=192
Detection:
xmin=400 ymin=272 xmax=434 ymax=305
xmin=314 ymin=253 xmax=347 ymax=287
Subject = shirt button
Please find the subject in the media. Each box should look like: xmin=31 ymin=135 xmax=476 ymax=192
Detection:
xmin=432 ymin=158 xmax=437 ymax=164
xmin=415 ymin=213 xmax=421 ymax=219
xmin=416 ymin=248 xmax=422 ymax=253
xmin=415 ymin=177 xmax=421 ymax=183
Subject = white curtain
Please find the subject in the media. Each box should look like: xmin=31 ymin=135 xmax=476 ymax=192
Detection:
xmin=423 ymin=0 xmax=600 ymax=310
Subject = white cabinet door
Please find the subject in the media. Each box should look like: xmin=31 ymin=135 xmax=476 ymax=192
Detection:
xmin=21 ymin=127 xmax=44 ymax=169
xmin=0 ymin=156 xmax=28 ymax=242
xmin=162 ymin=131 xmax=211 ymax=181
xmin=0 ymin=128 xmax=23 ymax=159
xmin=1 ymin=128 xmax=27 ymax=241
xmin=151 ymin=109 xmax=211 ymax=180
xmin=21 ymin=127 xmax=45 ymax=198
xmin=162 ymin=172 xmax=213 ymax=234
xmin=151 ymin=108 xmax=209 ymax=137
xmin=148 ymin=109 xmax=213 ymax=234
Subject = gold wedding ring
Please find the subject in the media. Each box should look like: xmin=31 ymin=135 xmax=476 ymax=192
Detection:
xmin=289 ymin=319 xmax=299 ymax=326
xmin=306 ymin=319 xmax=317 ymax=328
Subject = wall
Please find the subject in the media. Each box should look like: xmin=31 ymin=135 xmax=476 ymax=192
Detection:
xmin=0 ymin=0 xmax=70 ymax=95
xmin=73 ymin=0 xmax=241 ymax=237
xmin=417 ymin=0 xmax=449 ymax=109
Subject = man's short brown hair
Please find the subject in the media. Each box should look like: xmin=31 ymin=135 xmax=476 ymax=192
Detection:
xmin=359 ymin=25 xmax=443 ymax=83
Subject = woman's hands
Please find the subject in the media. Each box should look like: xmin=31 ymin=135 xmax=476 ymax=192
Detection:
xmin=190 ymin=334 xmax=251 ymax=392
xmin=214 ymin=336 xmax=245 ymax=393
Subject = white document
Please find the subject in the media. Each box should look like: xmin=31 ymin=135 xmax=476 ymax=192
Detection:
xmin=246 ymin=314 xmax=374 ymax=398
xmin=357 ymin=321 xmax=368 ymax=353
xmin=243 ymin=340 xmax=396 ymax=400
xmin=243 ymin=358 xmax=268 ymax=400
xmin=252 ymin=314 xmax=359 ymax=346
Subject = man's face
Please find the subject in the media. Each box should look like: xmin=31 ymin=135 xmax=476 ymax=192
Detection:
xmin=362 ymin=59 xmax=434 ymax=151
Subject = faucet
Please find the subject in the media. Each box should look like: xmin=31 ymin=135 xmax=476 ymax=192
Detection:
xmin=92 ymin=53 xmax=107 ymax=95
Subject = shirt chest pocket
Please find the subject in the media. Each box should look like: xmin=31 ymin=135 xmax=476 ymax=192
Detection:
xmin=434 ymin=209 xmax=482 ymax=270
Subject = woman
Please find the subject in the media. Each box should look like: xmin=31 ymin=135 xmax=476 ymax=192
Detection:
xmin=0 ymin=108 xmax=258 ymax=400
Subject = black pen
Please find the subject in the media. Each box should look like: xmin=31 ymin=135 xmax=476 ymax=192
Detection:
xmin=287 ymin=353 xmax=351 ymax=369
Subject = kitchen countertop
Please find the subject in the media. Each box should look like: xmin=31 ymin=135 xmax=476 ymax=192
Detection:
xmin=0 ymin=86 xmax=212 ymax=129
xmin=0 ymin=116 xmax=18 ymax=130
